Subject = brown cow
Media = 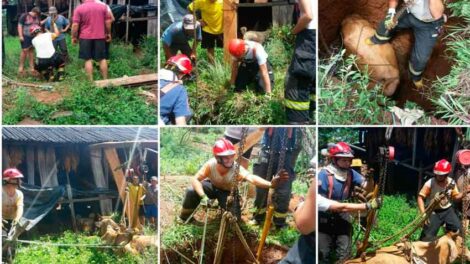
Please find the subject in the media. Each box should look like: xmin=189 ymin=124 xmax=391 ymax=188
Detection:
xmin=341 ymin=14 xmax=400 ymax=97
xmin=345 ymin=233 xmax=470 ymax=264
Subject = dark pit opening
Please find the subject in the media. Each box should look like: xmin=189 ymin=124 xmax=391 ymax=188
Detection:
xmin=319 ymin=0 xmax=457 ymax=112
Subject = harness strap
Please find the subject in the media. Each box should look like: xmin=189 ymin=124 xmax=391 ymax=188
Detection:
xmin=327 ymin=171 xmax=352 ymax=200
xmin=159 ymin=82 xmax=181 ymax=97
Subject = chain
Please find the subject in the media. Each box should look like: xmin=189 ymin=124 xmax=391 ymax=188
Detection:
xmin=276 ymin=128 xmax=289 ymax=174
xmin=227 ymin=128 xmax=248 ymax=215
xmin=378 ymin=147 xmax=390 ymax=197
xmin=462 ymin=168 xmax=470 ymax=264
xmin=265 ymin=129 xmax=277 ymax=182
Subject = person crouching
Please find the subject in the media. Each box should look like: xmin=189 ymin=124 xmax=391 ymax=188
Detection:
xmin=30 ymin=23 xmax=65 ymax=81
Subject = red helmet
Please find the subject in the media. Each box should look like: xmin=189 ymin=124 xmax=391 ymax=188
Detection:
xmin=166 ymin=54 xmax=192 ymax=75
xmin=213 ymin=138 xmax=236 ymax=157
xmin=228 ymin=39 xmax=246 ymax=58
xmin=434 ymin=159 xmax=451 ymax=175
xmin=29 ymin=24 xmax=41 ymax=35
xmin=328 ymin=142 xmax=354 ymax=158
xmin=3 ymin=168 xmax=24 ymax=179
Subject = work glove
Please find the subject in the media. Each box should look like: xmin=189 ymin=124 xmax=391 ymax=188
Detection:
xmin=422 ymin=212 xmax=430 ymax=226
xmin=271 ymin=169 xmax=290 ymax=189
xmin=200 ymin=194 xmax=209 ymax=206
xmin=384 ymin=8 xmax=397 ymax=30
xmin=366 ymin=198 xmax=382 ymax=210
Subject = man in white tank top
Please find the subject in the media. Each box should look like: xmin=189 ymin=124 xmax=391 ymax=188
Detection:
xmin=367 ymin=0 xmax=445 ymax=89
xmin=417 ymin=159 xmax=465 ymax=241
xmin=180 ymin=138 xmax=289 ymax=221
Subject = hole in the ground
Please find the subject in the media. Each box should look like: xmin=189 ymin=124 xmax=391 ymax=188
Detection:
xmin=319 ymin=0 xmax=460 ymax=112
xmin=162 ymin=232 xmax=287 ymax=264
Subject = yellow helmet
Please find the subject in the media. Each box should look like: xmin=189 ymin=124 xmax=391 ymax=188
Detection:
xmin=351 ymin=159 xmax=363 ymax=167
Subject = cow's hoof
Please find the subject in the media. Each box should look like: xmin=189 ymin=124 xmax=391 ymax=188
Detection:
xmin=364 ymin=38 xmax=374 ymax=46
xmin=413 ymin=79 xmax=424 ymax=89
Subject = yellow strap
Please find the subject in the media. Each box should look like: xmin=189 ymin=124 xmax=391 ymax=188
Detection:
xmin=285 ymin=99 xmax=310 ymax=111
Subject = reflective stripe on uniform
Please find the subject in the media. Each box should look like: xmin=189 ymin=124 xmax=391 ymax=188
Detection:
xmin=273 ymin=211 xmax=288 ymax=218
xmin=409 ymin=62 xmax=423 ymax=76
xmin=374 ymin=32 xmax=391 ymax=41
xmin=285 ymin=99 xmax=310 ymax=111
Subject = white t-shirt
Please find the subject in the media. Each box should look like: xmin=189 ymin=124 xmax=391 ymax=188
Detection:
xmin=32 ymin=33 xmax=56 ymax=59
xmin=297 ymin=0 xmax=316 ymax=30
xmin=408 ymin=0 xmax=436 ymax=22
xmin=318 ymin=195 xmax=333 ymax=212
xmin=243 ymin=40 xmax=268 ymax=65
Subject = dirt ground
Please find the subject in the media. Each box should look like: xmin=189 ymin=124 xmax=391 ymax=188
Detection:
xmin=319 ymin=0 xmax=459 ymax=112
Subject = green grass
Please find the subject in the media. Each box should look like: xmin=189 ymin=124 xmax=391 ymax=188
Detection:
xmin=160 ymin=26 xmax=304 ymax=125
xmin=431 ymin=1 xmax=470 ymax=125
xmin=2 ymin=34 xmax=157 ymax=125
xmin=14 ymin=231 xmax=157 ymax=264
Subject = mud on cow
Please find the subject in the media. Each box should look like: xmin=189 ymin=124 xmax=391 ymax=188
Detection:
xmin=341 ymin=14 xmax=399 ymax=97
xmin=345 ymin=233 xmax=470 ymax=264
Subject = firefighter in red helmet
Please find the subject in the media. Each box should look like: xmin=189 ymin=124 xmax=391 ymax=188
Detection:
xmin=2 ymin=168 xmax=25 ymax=263
xmin=179 ymin=138 xmax=289 ymax=221
xmin=318 ymin=142 xmax=370 ymax=263
xmin=159 ymin=54 xmax=193 ymax=125
xmin=228 ymin=38 xmax=274 ymax=94
xmin=418 ymin=159 xmax=465 ymax=241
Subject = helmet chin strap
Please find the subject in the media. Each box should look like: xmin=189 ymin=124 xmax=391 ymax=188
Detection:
xmin=216 ymin=157 xmax=234 ymax=169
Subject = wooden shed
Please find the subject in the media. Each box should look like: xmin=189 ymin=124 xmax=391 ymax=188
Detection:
xmin=2 ymin=127 xmax=158 ymax=231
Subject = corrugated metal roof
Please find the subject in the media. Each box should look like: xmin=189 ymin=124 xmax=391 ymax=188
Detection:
xmin=3 ymin=127 xmax=157 ymax=144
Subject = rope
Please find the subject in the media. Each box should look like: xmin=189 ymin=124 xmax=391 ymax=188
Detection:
xmin=11 ymin=239 xmax=124 ymax=249
xmin=461 ymin=168 xmax=469 ymax=264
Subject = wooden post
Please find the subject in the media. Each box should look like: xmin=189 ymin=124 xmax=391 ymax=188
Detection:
xmin=125 ymin=0 xmax=130 ymax=43
xmin=223 ymin=0 xmax=238 ymax=64
xmin=66 ymin=172 xmax=78 ymax=232
xmin=68 ymin=0 xmax=73 ymax=20
xmin=104 ymin=148 xmax=135 ymax=226
xmin=147 ymin=0 xmax=157 ymax=37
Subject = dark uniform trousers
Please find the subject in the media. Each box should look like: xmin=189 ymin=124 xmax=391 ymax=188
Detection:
xmin=279 ymin=233 xmax=315 ymax=264
xmin=235 ymin=59 xmax=274 ymax=93
xmin=180 ymin=180 xmax=241 ymax=220
xmin=420 ymin=206 xmax=461 ymax=242
xmin=371 ymin=12 xmax=444 ymax=81
xmin=318 ymin=211 xmax=353 ymax=263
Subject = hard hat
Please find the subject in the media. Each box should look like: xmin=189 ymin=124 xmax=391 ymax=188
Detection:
xmin=213 ymin=138 xmax=236 ymax=157
xmin=49 ymin=6 xmax=58 ymax=14
xmin=29 ymin=24 xmax=41 ymax=35
xmin=3 ymin=168 xmax=24 ymax=179
xmin=351 ymin=159 xmax=363 ymax=167
xmin=166 ymin=54 xmax=192 ymax=75
xmin=434 ymin=159 xmax=451 ymax=175
xmin=228 ymin=39 xmax=246 ymax=58
xmin=328 ymin=142 xmax=354 ymax=158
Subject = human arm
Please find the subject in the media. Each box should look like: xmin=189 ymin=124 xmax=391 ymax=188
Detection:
xmin=105 ymin=19 xmax=112 ymax=43
xmin=191 ymin=162 xmax=211 ymax=197
xmin=71 ymin=23 xmax=79 ymax=44
xmin=14 ymin=192 xmax=24 ymax=222
xmin=40 ymin=17 xmax=48 ymax=26
xmin=243 ymin=169 xmax=289 ymax=189
xmin=294 ymin=179 xmax=316 ymax=234
xmin=429 ymin=0 xmax=445 ymax=19
xmin=417 ymin=195 xmax=426 ymax=214
xmin=62 ymin=17 xmax=71 ymax=32
xmin=17 ymin=15 xmax=24 ymax=41
xmin=292 ymin=0 xmax=313 ymax=34
xmin=258 ymin=63 xmax=272 ymax=94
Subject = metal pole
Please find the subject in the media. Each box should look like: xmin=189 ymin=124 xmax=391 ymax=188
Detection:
xmin=125 ymin=0 xmax=130 ymax=43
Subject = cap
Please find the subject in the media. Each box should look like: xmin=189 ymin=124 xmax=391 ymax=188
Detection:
xmin=183 ymin=14 xmax=199 ymax=30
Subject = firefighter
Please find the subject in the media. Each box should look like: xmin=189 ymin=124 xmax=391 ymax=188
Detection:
xmin=365 ymin=0 xmax=446 ymax=89
xmin=159 ymin=54 xmax=193 ymax=125
xmin=2 ymin=168 xmax=25 ymax=263
xmin=228 ymin=38 xmax=274 ymax=94
xmin=318 ymin=142 xmax=370 ymax=263
xmin=179 ymin=138 xmax=289 ymax=221
xmin=418 ymin=159 xmax=464 ymax=242
xmin=284 ymin=0 xmax=316 ymax=124
xmin=30 ymin=22 xmax=65 ymax=81
xmin=250 ymin=128 xmax=300 ymax=229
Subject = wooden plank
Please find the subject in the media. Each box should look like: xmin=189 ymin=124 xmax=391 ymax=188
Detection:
xmin=104 ymin=148 xmax=133 ymax=226
xmin=89 ymin=140 xmax=158 ymax=150
xmin=233 ymin=128 xmax=265 ymax=156
xmin=223 ymin=0 xmax=238 ymax=63
xmin=94 ymin=73 xmax=157 ymax=88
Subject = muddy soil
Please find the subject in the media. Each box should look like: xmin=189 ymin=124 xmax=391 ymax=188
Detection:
xmin=319 ymin=0 xmax=460 ymax=112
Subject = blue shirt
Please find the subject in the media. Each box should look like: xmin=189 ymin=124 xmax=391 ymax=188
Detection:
xmin=161 ymin=21 xmax=202 ymax=46
xmin=159 ymin=79 xmax=192 ymax=125
xmin=318 ymin=168 xmax=364 ymax=201
xmin=45 ymin=15 xmax=69 ymax=41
